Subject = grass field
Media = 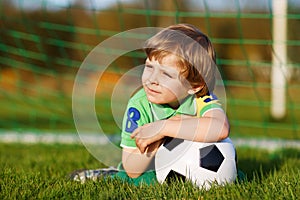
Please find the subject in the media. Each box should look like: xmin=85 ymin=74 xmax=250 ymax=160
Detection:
xmin=1 ymin=143 xmax=299 ymax=199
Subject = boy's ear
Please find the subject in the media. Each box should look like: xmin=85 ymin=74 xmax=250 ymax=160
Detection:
xmin=187 ymin=85 xmax=204 ymax=95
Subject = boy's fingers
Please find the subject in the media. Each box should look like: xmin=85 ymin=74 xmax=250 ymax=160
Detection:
xmin=130 ymin=128 xmax=139 ymax=138
xmin=130 ymin=132 xmax=135 ymax=139
xmin=140 ymin=144 xmax=147 ymax=154
xmin=139 ymin=146 xmax=145 ymax=154
xmin=135 ymin=138 xmax=147 ymax=154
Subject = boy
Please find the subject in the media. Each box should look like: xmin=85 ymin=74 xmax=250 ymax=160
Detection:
xmin=70 ymin=24 xmax=230 ymax=185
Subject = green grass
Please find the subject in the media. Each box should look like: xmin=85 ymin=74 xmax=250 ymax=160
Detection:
xmin=0 ymin=143 xmax=299 ymax=199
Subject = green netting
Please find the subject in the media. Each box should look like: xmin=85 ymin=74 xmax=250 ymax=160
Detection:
xmin=0 ymin=0 xmax=299 ymax=139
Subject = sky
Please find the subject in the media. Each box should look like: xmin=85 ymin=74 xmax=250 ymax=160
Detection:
xmin=10 ymin=0 xmax=300 ymax=11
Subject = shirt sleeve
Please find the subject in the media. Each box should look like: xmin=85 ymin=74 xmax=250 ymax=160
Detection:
xmin=120 ymin=103 xmax=139 ymax=148
xmin=120 ymin=98 xmax=151 ymax=149
xmin=196 ymin=94 xmax=223 ymax=117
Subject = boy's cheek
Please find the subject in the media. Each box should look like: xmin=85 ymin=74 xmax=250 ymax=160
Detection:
xmin=160 ymin=80 xmax=187 ymax=95
xmin=141 ymin=70 xmax=150 ymax=83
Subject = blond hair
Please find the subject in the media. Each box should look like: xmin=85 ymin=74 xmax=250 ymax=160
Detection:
xmin=144 ymin=24 xmax=216 ymax=97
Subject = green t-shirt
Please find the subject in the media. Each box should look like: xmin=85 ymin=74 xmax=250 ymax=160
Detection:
xmin=120 ymin=88 xmax=222 ymax=148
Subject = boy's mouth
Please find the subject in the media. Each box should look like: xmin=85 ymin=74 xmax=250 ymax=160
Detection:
xmin=145 ymin=85 xmax=160 ymax=94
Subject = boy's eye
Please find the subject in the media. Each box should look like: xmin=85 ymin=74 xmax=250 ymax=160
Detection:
xmin=163 ymin=72 xmax=174 ymax=79
xmin=145 ymin=65 xmax=153 ymax=69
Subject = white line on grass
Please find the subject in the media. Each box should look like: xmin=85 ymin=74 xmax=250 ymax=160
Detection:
xmin=0 ymin=131 xmax=300 ymax=151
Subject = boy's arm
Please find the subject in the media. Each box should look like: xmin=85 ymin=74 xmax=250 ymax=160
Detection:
xmin=131 ymin=109 xmax=229 ymax=153
xmin=122 ymin=139 xmax=163 ymax=178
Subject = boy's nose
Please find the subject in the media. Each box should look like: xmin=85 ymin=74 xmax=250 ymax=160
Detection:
xmin=149 ymin=71 xmax=159 ymax=85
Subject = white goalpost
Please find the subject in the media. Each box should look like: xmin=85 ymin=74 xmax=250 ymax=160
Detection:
xmin=271 ymin=0 xmax=288 ymax=120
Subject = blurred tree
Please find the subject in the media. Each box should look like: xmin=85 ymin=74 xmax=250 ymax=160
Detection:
xmin=0 ymin=6 xmax=76 ymax=73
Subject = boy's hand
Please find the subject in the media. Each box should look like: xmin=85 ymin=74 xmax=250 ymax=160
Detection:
xmin=130 ymin=115 xmax=191 ymax=153
xmin=130 ymin=121 xmax=166 ymax=154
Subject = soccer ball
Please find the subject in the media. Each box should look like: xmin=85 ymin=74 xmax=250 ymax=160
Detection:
xmin=155 ymin=137 xmax=237 ymax=189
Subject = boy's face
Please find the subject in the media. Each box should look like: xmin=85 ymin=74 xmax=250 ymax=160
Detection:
xmin=142 ymin=54 xmax=190 ymax=108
